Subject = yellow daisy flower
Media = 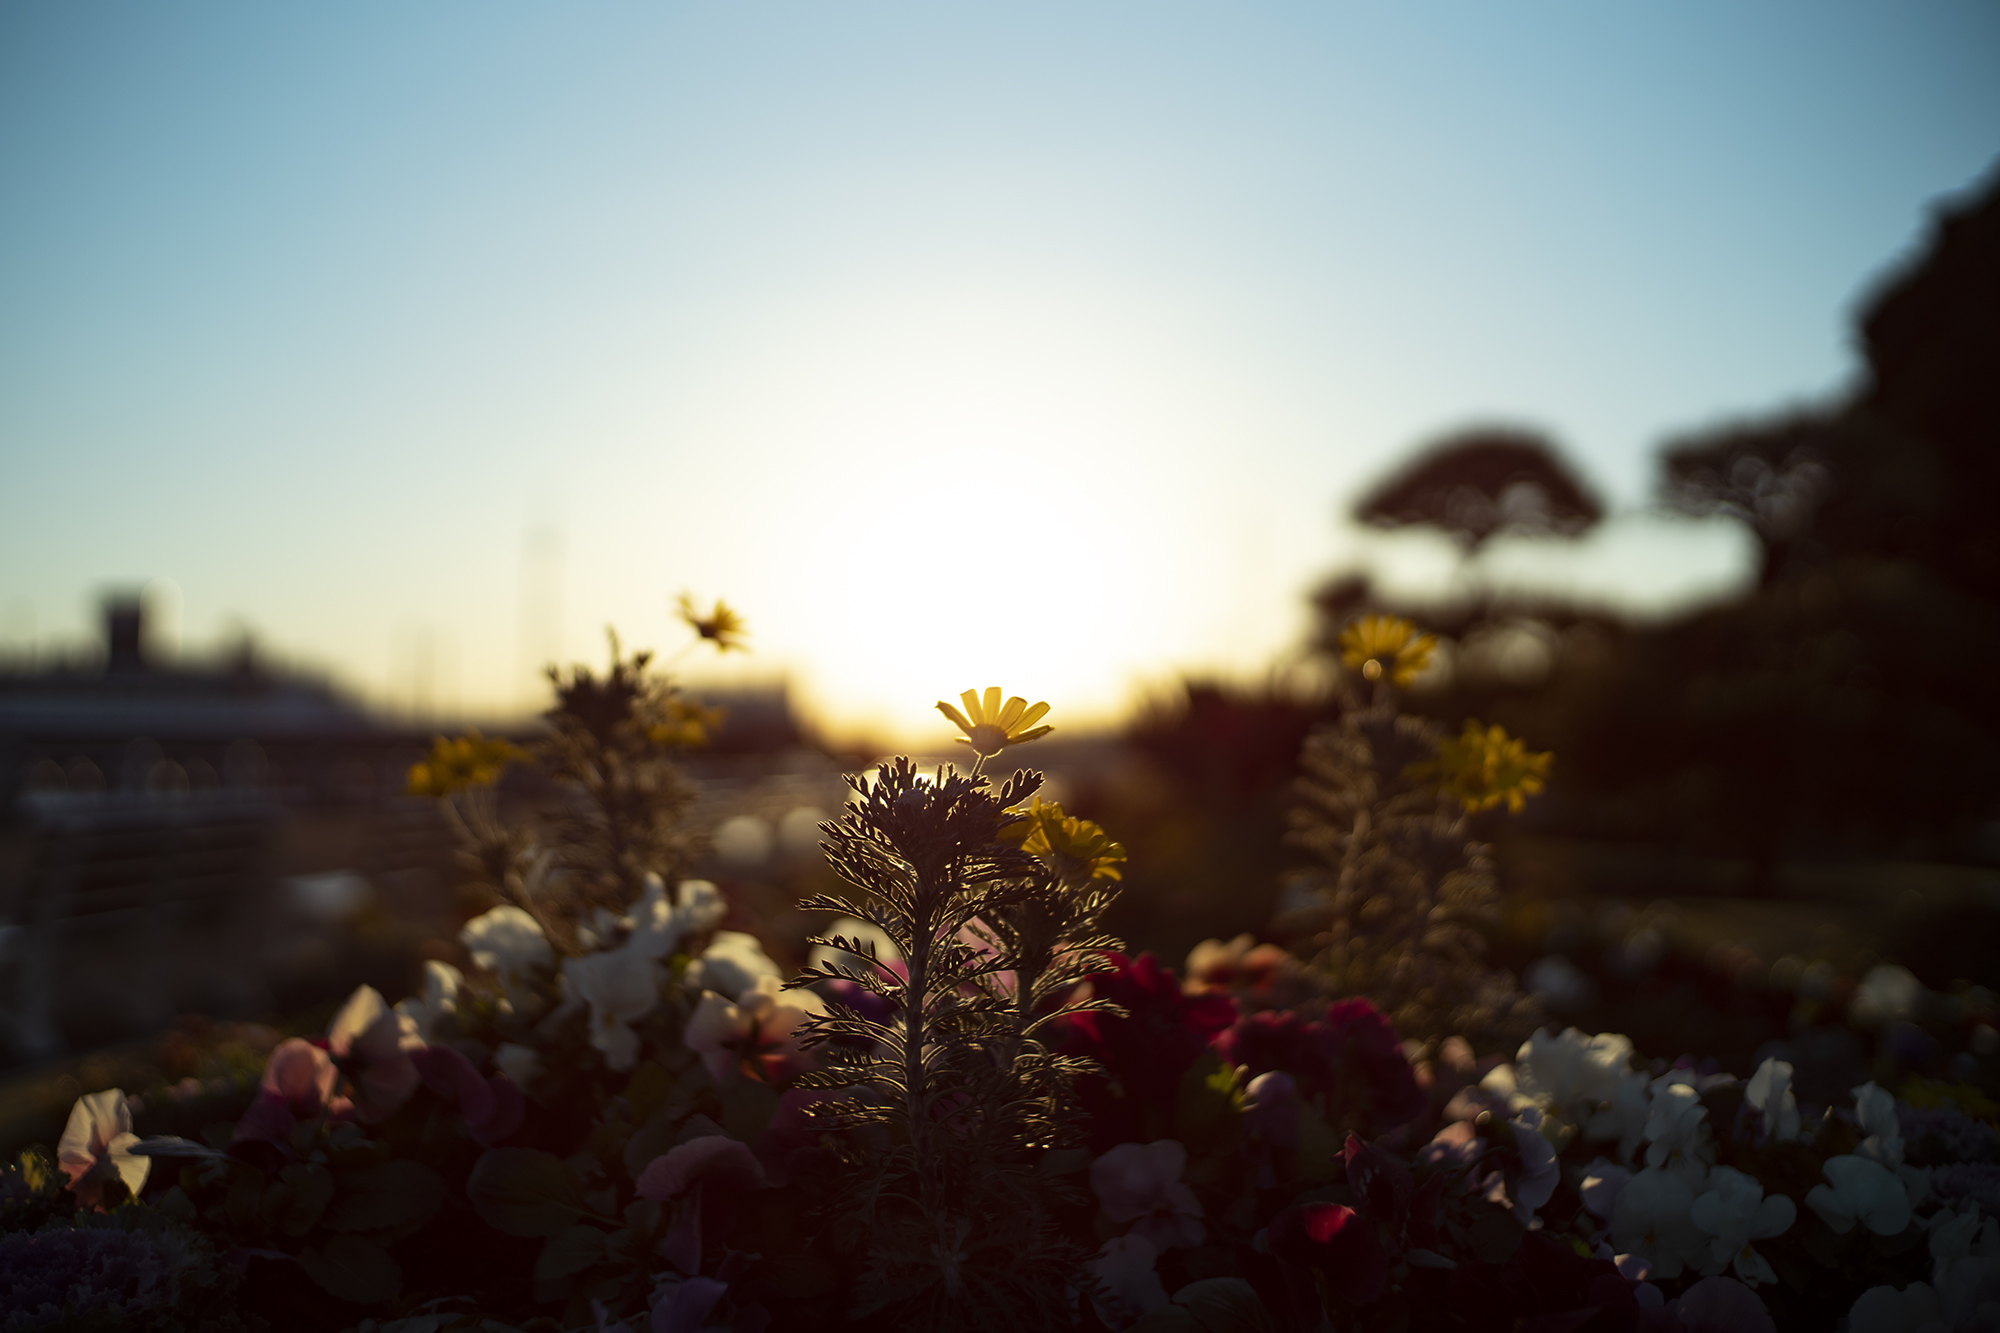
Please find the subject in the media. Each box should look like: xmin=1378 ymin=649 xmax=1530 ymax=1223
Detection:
xmin=407 ymin=731 xmax=529 ymax=798
xmin=1004 ymin=798 xmax=1126 ymax=882
xmin=677 ymin=593 xmax=748 ymax=652
xmin=1338 ymin=614 xmax=1437 ymax=687
xmin=1411 ymin=720 xmax=1553 ymax=814
xmin=936 ymin=687 xmax=1053 ymax=758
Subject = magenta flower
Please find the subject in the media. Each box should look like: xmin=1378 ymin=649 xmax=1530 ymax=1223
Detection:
xmin=1213 ymin=999 xmax=1422 ymax=1134
xmin=410 ymin=1044 xmax=523 ymax=1145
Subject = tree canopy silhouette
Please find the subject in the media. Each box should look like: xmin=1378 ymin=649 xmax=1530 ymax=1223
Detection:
xmin=1353 ymin=429 xmax=1603 ymax=551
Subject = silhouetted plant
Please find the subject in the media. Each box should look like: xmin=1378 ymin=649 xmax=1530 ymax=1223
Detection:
xmin=789 ymin=691 xmax=1127 ymax=1330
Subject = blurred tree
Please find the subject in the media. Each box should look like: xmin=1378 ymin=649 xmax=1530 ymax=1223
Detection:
xmin=1307 ymin=164 xmax=2000 ymax=881
xmin=1353 ymin=429 xmax=1604 ymax=552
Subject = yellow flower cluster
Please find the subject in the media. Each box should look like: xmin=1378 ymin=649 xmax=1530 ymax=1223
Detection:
xmin=1338 ymin=614 xmax=1437 ymax=687
xmin=647 ymin=696 xmax=724 ymax=750
xmin=406 ymin=732 xmax=529 ymax=798
xmin=1415 ymin=720 xmax=1553 ymax=814
xmin=677 ymin=593 xmax=749 ymax=652
xmin=937 ymin=687 xmax=1053 ymax=758
xmin=1006 ymin=798 xmax=1127 ymax=883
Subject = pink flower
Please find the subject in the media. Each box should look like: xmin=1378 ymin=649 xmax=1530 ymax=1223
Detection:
xmin=636 ymin=1136 xmax=769 ymax=1275
xmin=1090 ymin=1140 xmax=1205 ymax=1251
xmin=234 ymin=1038 xmax=343 ymax=1148
xmin=57 ymin=1089 xmax=149 ymax=1208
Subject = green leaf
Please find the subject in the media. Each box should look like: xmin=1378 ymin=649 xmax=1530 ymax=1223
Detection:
xmin=720 ymin=1078 xmax=779 ymax=1143
xmin=225 ymin=1166 xmax=267 ymax=1230
xmin=623 ymin=1197 xmax=662 ymax=1241
xmin=127 ymin=1135 xmax=232 ymax=1160
xmin=623 ymin=1111 xmax=681 ymax=1181
xmin=1173 ymin=1277 xmax=1274 ymax=1333
xmin=1175 ymin=1051 xmax=1242 ymax=1153
xmin=533 ymin=1224 xmax=607 ymax=1282
xmin=626 ymin=1062 xmax=676 ymax=1126
xmin=327 ymin=1160 xmax=447 ymax=1233
xmin=466 ymin=1148 xmax=587 ymax=1237
xmin=1467 ymin=1208 xmax=1523 ymax=1264
xmin=1290 ymin=1104 xmax=1343 ymax=1186
xmin=298 ymin=1234 xmax=402 ymax=1304
xmin=274 ymin=1162 xmax=335 ymax=1236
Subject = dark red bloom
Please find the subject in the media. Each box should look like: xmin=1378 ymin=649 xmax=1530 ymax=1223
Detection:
xmin=1213 ymin=999 xmax=1423 ymax=1134
xmin=1061 ymin=952 xmax=1237 ymax=1148
xmin=1267 ymin=1203 xmax=1389 ymax=1305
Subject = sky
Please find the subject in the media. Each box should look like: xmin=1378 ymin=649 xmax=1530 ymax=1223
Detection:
xmin=2 ymin=2 xmax=1996 ymax=744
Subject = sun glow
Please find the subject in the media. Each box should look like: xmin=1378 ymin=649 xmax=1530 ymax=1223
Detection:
xmin=658 ymin=275 xmax=1306 ymax=747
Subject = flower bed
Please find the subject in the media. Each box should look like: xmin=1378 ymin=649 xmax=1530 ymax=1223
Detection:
xmin=4 ymin=617 xmax=1996 ymax=1332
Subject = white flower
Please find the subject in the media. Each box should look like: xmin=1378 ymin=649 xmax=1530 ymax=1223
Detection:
xmin=562 ymin=946 xmax=660 ymax=1071
xmin=1846 ymin=1281 xmax=1943 ymax=1333
xmin=1850 ymin=964 xmax=1922 ymax=1030
xmin=1477 ymin=1063 xmax=1542 ymax=1116
xmin=57 ymin=1089 xmax=149 ymax=1208
xmin=1935 ymin=1252 xmax=2000 ymax=1330
xmin=1090 ymin=1140 xmax=1205 ymax=1251
xmin=685 ymin=930 xmax=781 ymax=1000
xmin=394 ymin=960 xmax=463 ymax=1040
xmin=1643 ymin=1081 xmax=1714 ymax=1188
xmin=627 ymin=876 xmax=726 ymax=961
xmin=1743 ymin=1059 xmax=1800 ymax=1142
xmin=1689 ymin=1165 xmax=1794 ymax=1286
xmin=1513 ymin=1028 xmax=1635 ymax=1126
xmin=1928 ymin=1205 xmax=1986 ymax=1286
xmin=1807 ymin=1154 xmax=1911 ymax=1236
xmin=1578 ymin=1158 xmax=1632 ymax=1221
xmin=1853 ymin=1081 xmax=1905 ymax=1169
xmin=1667 ymin=1276 xmax=1776 ymax=1332
xmin=1585 ymin=1070 xmax=1653 ymax=1160
xmin=683 ymin=975 xmax=815 ymax=1084
xmin=461 ymin=905 xmax=553 ymax=978
xmin=1609 ymin=1166 xmax=1707 ymax=1279
xmin=1084 ymin=1234 xmax=1168 ymax=1328
xmin=493 ymin=1042 xmax=542 ymax=1087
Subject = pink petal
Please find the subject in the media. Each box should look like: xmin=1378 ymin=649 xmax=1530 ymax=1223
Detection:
xmin=635 ymin=1135 xmax=769 ymax=1202
xmin=413 ymin=1044 xmax=495 ymax=1125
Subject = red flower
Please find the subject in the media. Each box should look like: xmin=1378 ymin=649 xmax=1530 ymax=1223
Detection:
xmin=1061 ymin=953 xmax=1237 ymax=1147
xmin=1213 ymin=999 xmax=1423 ymax=1135
xmin=1267 ymin=1203 xmax=1389 ymax=1305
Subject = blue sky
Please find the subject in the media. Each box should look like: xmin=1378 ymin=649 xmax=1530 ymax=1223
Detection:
xmin=3 ymin=3 xmax=1996 ymax=740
